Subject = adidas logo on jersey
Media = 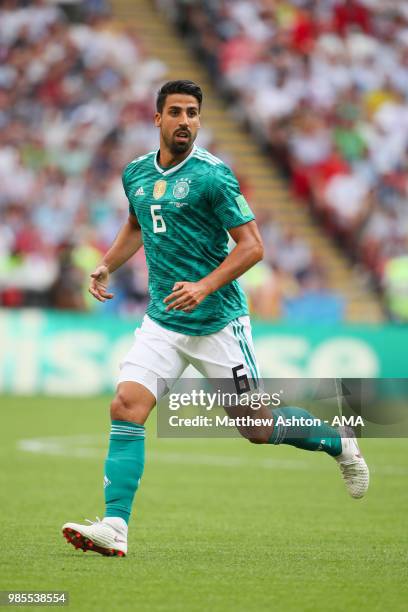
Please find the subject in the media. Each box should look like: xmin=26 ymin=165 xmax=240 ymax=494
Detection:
xmin=135 ymin=186 xmax=145 ymax=196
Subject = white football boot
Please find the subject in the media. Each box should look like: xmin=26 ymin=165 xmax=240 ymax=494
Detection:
xmin=335 ymin=426 xmax=369 ymax=499
xmin=62 ymin=517 xmax=127 ymax=557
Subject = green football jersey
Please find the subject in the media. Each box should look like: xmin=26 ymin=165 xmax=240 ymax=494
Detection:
xmin=122 ymin=145 xmax=255 ymax=335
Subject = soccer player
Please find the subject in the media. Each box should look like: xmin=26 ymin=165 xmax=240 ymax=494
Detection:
xmin=62 ymin=80 xmax=369 ymax=557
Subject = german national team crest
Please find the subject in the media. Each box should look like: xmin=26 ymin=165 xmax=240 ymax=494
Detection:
xmin=153 ymin=179 xmax=167 ymax=200
xmin=173 ymin=178 xmax=191 ymax=199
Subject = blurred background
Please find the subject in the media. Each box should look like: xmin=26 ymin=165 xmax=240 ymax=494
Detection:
xmin=1 ymin=0 xmax=408 ymax=394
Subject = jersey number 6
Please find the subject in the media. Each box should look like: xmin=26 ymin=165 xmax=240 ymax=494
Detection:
xmin=151 ymin=204 xmax=167 ymax=234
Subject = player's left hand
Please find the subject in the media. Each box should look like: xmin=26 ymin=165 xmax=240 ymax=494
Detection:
xmin=163 ymin=281 xmax=210 ymax=312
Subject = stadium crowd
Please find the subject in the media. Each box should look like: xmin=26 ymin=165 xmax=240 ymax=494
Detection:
xmin=164 ymin=0 xmax=408 ymax=321
xmin=0 ymin=0 xmax=166 ymax=315
xmin=0 ymin=0 xmax=345 ymax=321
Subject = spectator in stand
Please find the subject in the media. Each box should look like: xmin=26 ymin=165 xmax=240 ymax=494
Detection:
xmin=283 ymin=254 xmax=345 ymax=324
xmin=289 ymin=110 xmax=335 ymax=199
xmin=383 ymin=251 xmax=408 ymax=322
xmin=333 ymin=103 xmax=366 ymax=163
xmin=322 ymin=170 xmax=372 ymax=238
xmin=334 ymin=0 xmax=372 ymax=37
xmin=275 ymin=230 xmax=313 ymax=279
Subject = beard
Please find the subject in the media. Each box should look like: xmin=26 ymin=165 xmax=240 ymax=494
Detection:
xmin=164 ymin=131 xmax=193 ymax=155
xmin=169 ymin=140 xmax=191 ymax=154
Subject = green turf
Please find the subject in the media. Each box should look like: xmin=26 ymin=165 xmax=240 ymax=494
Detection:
xmin=0 ymin=395 xmax=407 ymax=612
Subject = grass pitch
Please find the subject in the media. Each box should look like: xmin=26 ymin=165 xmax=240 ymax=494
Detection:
xmin=0 ymin=395 xmax=407 ymax=612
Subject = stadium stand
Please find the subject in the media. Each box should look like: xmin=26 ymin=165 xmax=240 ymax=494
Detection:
xmin=155 ymin=0 xmax=408 ymax=322
xmin=0 ymin=0 xmax=388 ymax=322
xmin=0 ymin=0 xmax=159 ymax=314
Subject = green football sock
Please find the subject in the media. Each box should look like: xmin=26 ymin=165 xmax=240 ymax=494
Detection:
xmin=104 ymin=420 xmax=145 ymax=524
xmin=268 ymin=407 xmax=342 ymax=457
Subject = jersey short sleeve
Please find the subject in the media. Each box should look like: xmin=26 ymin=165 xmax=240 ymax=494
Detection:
xmin=122 ymin=164 xmax=137 ymax=217
xmin=209 ymin=164 xmax=255 ymax=229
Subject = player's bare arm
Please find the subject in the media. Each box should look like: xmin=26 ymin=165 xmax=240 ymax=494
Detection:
xmin=89 ymin=214 xmax=143 ymax=303
xmin=164 ymin=220 xmax=263 ymax=312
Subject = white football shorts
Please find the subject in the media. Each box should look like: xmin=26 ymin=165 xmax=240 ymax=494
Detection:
xmin=117 ymin=314 xmax=260 ymax=400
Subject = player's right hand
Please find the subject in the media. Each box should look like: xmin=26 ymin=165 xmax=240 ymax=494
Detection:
xmin=89 ymin=264 xmax=114 ymax=302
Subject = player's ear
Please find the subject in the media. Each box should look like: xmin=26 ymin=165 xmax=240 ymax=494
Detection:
xmin=154 ymin=112 xmax=161 ymax=127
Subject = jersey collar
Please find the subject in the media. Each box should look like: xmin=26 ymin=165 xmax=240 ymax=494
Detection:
xmin=154 ymin=144 xmax=196 ymax=176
